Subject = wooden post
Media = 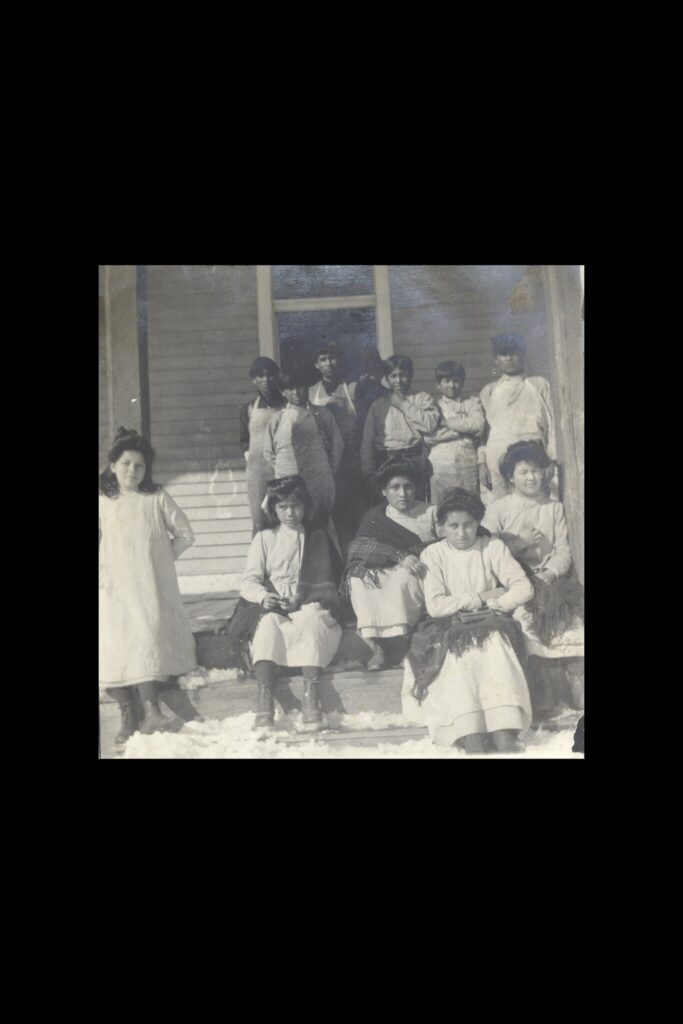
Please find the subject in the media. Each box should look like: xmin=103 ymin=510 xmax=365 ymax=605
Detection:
xmin=256 ymin=265 xmax=278 ymax=361
xmin=136 ymin=265 xmax=151 ymax=440
xmin=541 ymin=265 xmax=584 ymax=582
xmin=374 ymin=265 xmax=394 ymax=359
xmin=103 ymin=265 xmax=142 ymax=436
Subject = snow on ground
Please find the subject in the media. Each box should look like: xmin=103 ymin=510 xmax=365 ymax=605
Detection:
xmin=117 ymin=707 xmax=583 ymax=759
xmin=100 ymin=667 xmax=242 ymax=702
xmin=177 ymin=667 xmax=242 ymax=689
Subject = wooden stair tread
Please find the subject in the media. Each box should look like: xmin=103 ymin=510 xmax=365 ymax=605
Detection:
xmin=276 ymin=726 xmax=428 ymax=746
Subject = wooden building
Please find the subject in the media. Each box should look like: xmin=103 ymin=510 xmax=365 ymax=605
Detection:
xmin=99 ymin=265 xmax=584 ymax=592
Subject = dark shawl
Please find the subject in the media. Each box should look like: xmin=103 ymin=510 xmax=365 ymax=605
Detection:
xmin=342 ymin=505 xmax=429 ymax=593
xmin=522 ymin=567 xmax=584 ymax=646
xmin=406 ymin=610 xmax=527 ymax=704
xmin=223 ymin=527 xmax=342 ymax=672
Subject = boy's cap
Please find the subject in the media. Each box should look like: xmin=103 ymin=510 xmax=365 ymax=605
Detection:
xmin=492 ymin=333 xmax=525 ymax=353
xmin=249 ymin=356 xmax=280 ymax=377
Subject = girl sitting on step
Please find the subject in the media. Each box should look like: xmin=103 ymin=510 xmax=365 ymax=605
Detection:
xmin=343 ymin=458 xmax=439 ymax=671
xmin=225 ymin=476 xmax=343 ymax=731
xmin=402 ymin=489 xmax=534 ymax=754
xmin=482 ymin=440 xmax=585 ymax=717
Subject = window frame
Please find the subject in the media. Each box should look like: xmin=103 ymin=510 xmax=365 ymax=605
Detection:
xmin=256 ymin=265 xmax=394 ymax=364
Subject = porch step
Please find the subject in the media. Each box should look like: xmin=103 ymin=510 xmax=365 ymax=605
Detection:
xmin=195 ymin=622 xmax=384 ymax=672
xmin=276 ymin=725 xmax=428 ymax=747
xmin=180 ymin=591 xmax=385 ymax=672
xmin=188 ymin=667 xmax=405 ymax=719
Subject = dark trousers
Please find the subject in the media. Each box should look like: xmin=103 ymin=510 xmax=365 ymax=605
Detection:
xmin=332 ymin=452 xmax=366 ymax=559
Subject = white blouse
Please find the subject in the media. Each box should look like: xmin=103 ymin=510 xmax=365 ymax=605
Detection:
xmin=240 ymin=525 xmax=306 ymax=605
xmin=482 ymin=493 xmax=572 ymax=579
xmin=385 ymin=501 xmax=439 ymax=543
xmin=420 ymin=536 xmax=534 ymax=616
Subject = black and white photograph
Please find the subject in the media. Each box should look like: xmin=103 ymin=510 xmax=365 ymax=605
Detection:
xmin=98 ymin=265 xmax=584 ymax=759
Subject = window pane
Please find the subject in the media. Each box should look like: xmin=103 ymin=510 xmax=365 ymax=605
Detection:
xmin=277 ymin=307 xmax=378 ymax=384
xmin=273 ymin=265 xmax=374 ymax=299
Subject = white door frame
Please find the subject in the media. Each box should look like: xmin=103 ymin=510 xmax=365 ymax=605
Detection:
xmin=256 ymin=264 xmax=394 ymax=362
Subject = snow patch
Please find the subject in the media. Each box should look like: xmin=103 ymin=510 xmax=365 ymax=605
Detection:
xmin=117 ymin=710 xmax=583 ymax=760
xmin=178 ymin=667 xmax=243 ymax=689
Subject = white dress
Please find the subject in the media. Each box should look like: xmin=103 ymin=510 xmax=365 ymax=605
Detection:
xmin=402 ymin=536 xmax=534 ymax=745
xmin=349 ymin=502 xmax=439 ymax=639
xmin=241 ymin=525 xmax=342 ymax=669
xmin=483 ymin=493 xmax=584 ymax=658
xmin=99 ymin=490 xmax=197 ymax=688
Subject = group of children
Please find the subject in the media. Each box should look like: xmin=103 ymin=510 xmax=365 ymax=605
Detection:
xmin=240 ymin=334 xmax=558 ymax=559
xmin=99 ymin=331 xmax=582 ymax=754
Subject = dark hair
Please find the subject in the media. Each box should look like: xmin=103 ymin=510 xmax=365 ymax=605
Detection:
xmin=375 ymin=458 xmax=422 ymax=491
xmin=263 ymin=475 xmax=314 ymax=528
xmin=383 ymin=354 xmax=414 ymax=377
xmin=499 ymin=440 xmax=551 ymax=482
xmin=99 ymin=428 xmax=159 ymax=498
xmin=435 ymin=360 xmax=466 ymax=382
xmin=436 ymin=488 xmax=486 ymax=526
xmin=492 ymin=333 xmax=525 ymax=355
xmin=277 ymin=369 xmax=309 ymax=391
xmin=314 ymin=341 xmax=342 ymax=362
xmin=361 ymin=347 xmax=384 ymax=375
xmin=249 ymin=356 xmax=280 ymax=378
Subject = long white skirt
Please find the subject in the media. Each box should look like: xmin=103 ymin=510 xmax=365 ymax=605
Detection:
xmin=402 ymin=632 xmax=532 ymax=746
xmin=349 ymin=566 xmax=425 ymax=639
xmin=250 ymin=602 xmax=342 ymax=669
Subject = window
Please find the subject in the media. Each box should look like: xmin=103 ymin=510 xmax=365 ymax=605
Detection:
xmin=256 ymin=265 xmax=393 ymax=381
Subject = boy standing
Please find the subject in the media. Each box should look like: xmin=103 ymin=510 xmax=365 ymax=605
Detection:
xmin=425 ymin=360 xmax=486 ymax=505
xmin=308 ymin=342 xmax=365 ymax=555
xmin=360 ymin=355 xmax=440 ymax=502
xmin=478 ymin=334 xmax=557 ymax=501
xmin=239 ymin=357 xmax=285 ymax=534
xmin=265 ymin=370 xmax=344 ymax=530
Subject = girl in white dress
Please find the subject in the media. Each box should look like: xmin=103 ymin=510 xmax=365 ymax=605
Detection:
xmin=227 ymin=476 xmax=343 ymax=731
xmin=402 ymin=489 xmax=534 ymax=753
xmin=483 ymin=440 xmax=584 ymax=712
xmin=99 ymin=429 xmax=200 ymax=745
xmin=344 ymin=459 xmax=439 ymax=671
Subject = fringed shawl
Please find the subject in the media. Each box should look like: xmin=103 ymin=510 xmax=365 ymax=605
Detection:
xmin=406 ymin=610 xmax=526 ymax=704
xmin=524 ymin=570 xmax=584 ymax=646
xmin=223 ymin=528 xmax=342 ymax=672
xmin=342 ymin=505 xmax=427 ymax=593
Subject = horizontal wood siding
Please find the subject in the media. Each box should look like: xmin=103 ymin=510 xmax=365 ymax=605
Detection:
xmin=99 ymin=282 xmax=110 ymax=468
xmin=130 ymin=265 xmax=563 ymax=592
xmin=147 ymin=266 xmax=260 ymax=588
xmin=388 ymin=266 xmax=553 ymax=401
